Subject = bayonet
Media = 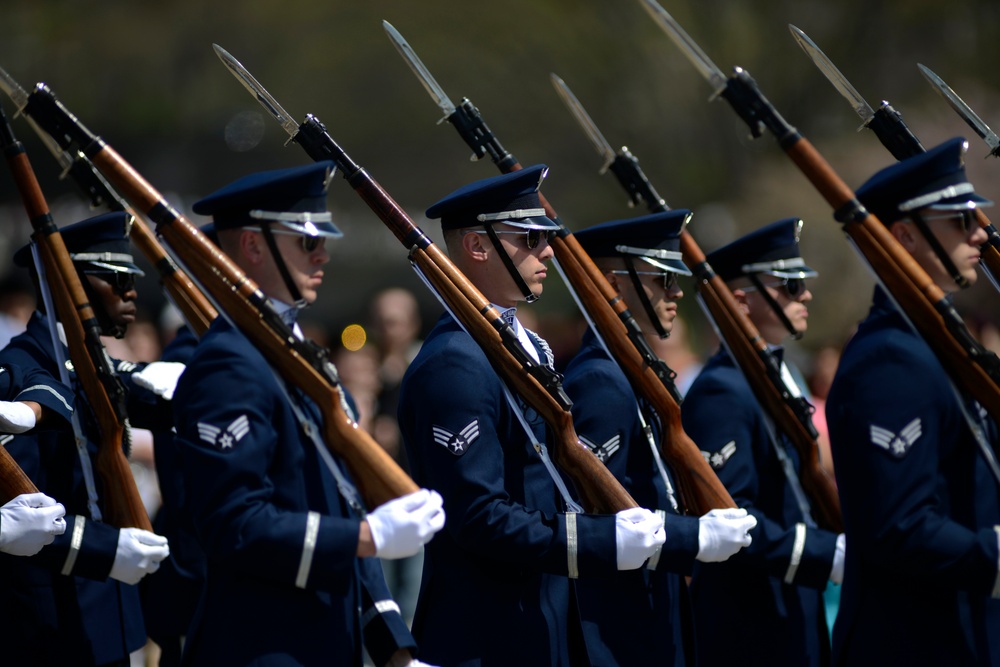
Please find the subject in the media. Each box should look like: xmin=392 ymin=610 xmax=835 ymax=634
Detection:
xmin=549 ymin=73 xmax=617 ymax=172
xmin=381 ymin=21 xmax=515 ymax=169
xmin=0 ymin=66 xmax=30 ymax=113
xmin=918 ymin=64 xmax=1000 ymax=158
xmin=213 ymin=44 xmax=302 ymax=144
xmin=549 ymin=72 xmax=667 ymax=211
xmin=639 ymin=0 xmax=727 ymax=98
xmin=383 ymin=21 xmax=457 ymax=121
xmin=789 ymin=25 xmax=922 ymax=160
xmin=788 ymin=26 xmax=874 ymax=129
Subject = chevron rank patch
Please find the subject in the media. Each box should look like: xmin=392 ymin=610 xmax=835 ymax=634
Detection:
xmin=870 ymin=418 xmax=922 ymax=458
xmin=580 ymin=434 xmax=621 ymax=462
xmin=432 ymin=420 xmax=479 ymax=456
xmin=701 ymin=440 xmax=737 ymax=469
xmin=198 ymin=415 xmax=250 ymax=451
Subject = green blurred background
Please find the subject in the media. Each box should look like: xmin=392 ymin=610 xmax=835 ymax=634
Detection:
xmin=3 ymin=0 xmax=999 ymax=363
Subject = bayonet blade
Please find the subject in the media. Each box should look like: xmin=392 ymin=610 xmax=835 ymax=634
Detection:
xmin=639 ymin=0 xmax=728 ymax=97
xmin=918 ymin=63 xmax=1000 ymax=155
xmin=212 ymin=44 xmax=301 ymax=141
xmin=0 ymin=65 xmax=30 ymax=113
xmin=549 ymin=73 xmax=616 ymax=172
xmin=382 ymin=21 xmax=457 ymax=121
xmin=789 ymin=25 xmax=875 ymax=129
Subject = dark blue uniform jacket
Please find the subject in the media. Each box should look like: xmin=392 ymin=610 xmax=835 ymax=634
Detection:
xmin=682 ymin=346 xmax=837 ymax=667
xmin=173 ymin=316 xmax=414 ymax=667
xmin=826 ymin=288 xmax=1000 ymax=666
xmin=398 ymin=313 xmax=618 ymax=667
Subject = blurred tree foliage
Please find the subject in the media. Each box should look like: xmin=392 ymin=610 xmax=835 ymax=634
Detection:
xmin=2 ymin=0 xmax=999 ymax=359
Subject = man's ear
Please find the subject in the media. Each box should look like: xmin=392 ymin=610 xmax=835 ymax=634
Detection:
xmin=730 ymin=288 xmax=751 ymax=316
xmin=889 ymin=219 xmax=918 ymax=252
xmin=461 ymin=230 xmax=490 ymax=263
xmin=240 ymin=229 xmax=266 ymax=264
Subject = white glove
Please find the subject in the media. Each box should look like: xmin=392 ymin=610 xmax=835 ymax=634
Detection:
xmin=830 ymin=533 xmax=846 ymax=584
xmin=366 ymin=489 xmax=445 ymax=560
xmin=696 ymin=507 xmax=758 ymax=563
xmin=0 ymin=400 xmax=37 ymax=434
xmin=615 ymin=506 xmax=666 ymax=570
xmin=132 ymin=361 xmax=186 ymax=400
xmin=109 ymin=527 xmax=170 ymax=585
xmin=0 ymin=493 xmax=66 ymax=556
xmin=404 ymin=661 xmax=438 ymax=667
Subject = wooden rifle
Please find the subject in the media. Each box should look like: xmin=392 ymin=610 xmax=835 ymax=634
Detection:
xmin=5 ymin=81 xmax=420 ymax=510
xmin=379 ymin=27 xmax=734 ymax=514
xmin=640 ymin=0 xmax=1000 ymax=485
xmin=295 ymin=113 xmax=637 ymax=513
xmin=24 ymin=119 xmax=217 ymax=336
xmin=0 ymin=103 xmax=151 ymax=529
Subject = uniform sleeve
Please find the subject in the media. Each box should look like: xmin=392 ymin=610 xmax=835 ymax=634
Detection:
xmin=828 ymin=340 xmax=1000 ymax=594
xmin=173 ymin=343 xmax=360 ymax=594
xmin=400 ymin=343 xmax=617 ymax=578
xmin=358 ymin=556 xmax=417 ymax=665
xmin=0 ymin=363 xmax=74 ymax=428
xmin=565 ymin=354 xmax=700 ymax=573
xmin=32 ymin=514 xmax=120 ymax=580
xmin=683 ymin=366 xmax=837 ymax=589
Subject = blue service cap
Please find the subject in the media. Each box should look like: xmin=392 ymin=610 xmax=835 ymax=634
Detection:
xmin=425 ymin=164 xmax=561 ymax=231
xmin=13 ymin=211 xmax=145 ymax=275
xmin=707 ymin=218 xmax=817 ymax=282
xmin=192 ymin=161 xmax=343 ymax=239
xmin=574 ymin=210 xmax=693 ymax=276
xmin=856 ymin=137 xmax=993 ymax=225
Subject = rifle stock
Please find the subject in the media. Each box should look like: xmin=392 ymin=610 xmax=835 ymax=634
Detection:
xmin=0 ymin=106 xmax=151 ymax=530
xmin=127 ymin=213 xmax=217 ymax=337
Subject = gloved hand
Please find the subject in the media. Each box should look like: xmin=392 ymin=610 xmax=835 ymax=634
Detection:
xmin=132 ymin=361 xmax=186 ymax=400
xmin=615 ymin=506 xmax=666 ymax=570
xmin=830 ymin=533 xmax=846 ymax=584
xmin=0 ymin=400 xmax=37 ymax=434
xmin=109 ymin=528 xmax=170 ymax=585
xmin=0 ymin=493 xmax=66 ymax=556
xmin=696 ymin=507 xmax=758 ymax=563
xmin=366 ymin=489 xmax=445 ymax=560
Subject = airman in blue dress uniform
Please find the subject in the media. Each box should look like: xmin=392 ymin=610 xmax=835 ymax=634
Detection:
xmin=682 ymin=218 xmax=844 ymax=666
xmin=398 ymin=165 xmax=667 ymax=667
xmin=826 ymin=138 xmax=1000 ymax=665
xmin=563 ymin=210 xmax=757 ymax=666
xmin=171 ymin=161 xmax=444 ymax=667
xmin=0 ymin=211 xmax=173 ymax=666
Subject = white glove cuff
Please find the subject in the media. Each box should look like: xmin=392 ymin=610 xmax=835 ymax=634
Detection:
xmin=0 ymin=401 xmax=37 ymax=434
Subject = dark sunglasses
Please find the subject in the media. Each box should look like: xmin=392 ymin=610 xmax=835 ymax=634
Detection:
xmin=471 ymin=228 xmax=544 ymax=250
xmin=611 ymin=269 xmax=679 ymax=291
xmin=242 ymin=226 xmax=325 ymax=253
xmin=744 ymin=277 xmax=806 ymax=298
xmin=916 ymin=209 xmax=978 ymax=235
xmin=87 ymin=270 xmax=137 ymax=296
